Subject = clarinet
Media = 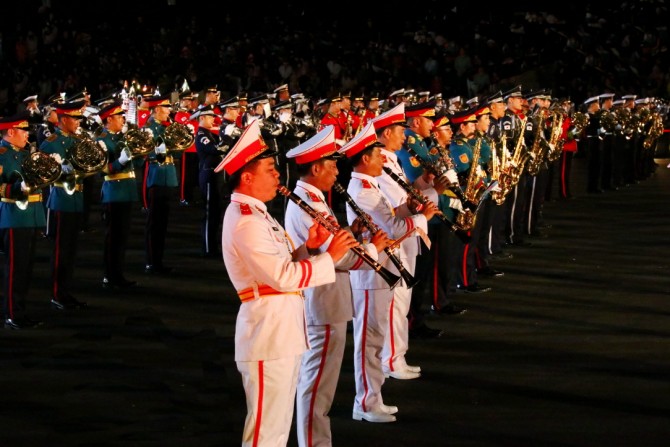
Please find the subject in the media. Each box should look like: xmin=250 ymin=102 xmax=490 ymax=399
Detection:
xmin=277 ymin=186 xmax=401 ymax=289
xmin=382 ymin=167 xmax=472 ymax=244
xmin=403 ymin=145 xmax=478 ymax=212
xmin=331 ymin=182 xmax=419 ymax=289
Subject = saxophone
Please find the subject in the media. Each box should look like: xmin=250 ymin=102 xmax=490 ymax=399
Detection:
xmin=502 ymin=115 xmax=529 ymax=194
xmin=491 ymin=134 xmax=508 ymax=205
xmin=526 ymin=108 xmax=550 ymax=176
xmin=547 ymin=108 xmax=566 ymax=162
xmin=456 ymin=136 xmax=485 ymax=231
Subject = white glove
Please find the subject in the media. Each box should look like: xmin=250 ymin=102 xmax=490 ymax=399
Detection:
xmin=597 ymin=127 xmax=606 ymax=135
xmin=50 ymin=153 xmax=63 ymax=164
xmin=443 ymin=168 xmax=458 ymax=184
xmin=20 ymin=181 xmax=30 ymax=192
xmin=490 ymin=183 xmax=502 ymax=192
xmin=186 ymin=123 xmax=195 ymax=134
xmin=475 ymin=165 xmax=483 ymax=177
xmin=118 ymin=149 xmax=131 ymax=165
xmin=61 ymin=160 xmax=74 ymax=175
xmin=548 ymin=143 xmax=556 ymax=152
xmin=155 ymin=142 xmax=167 ymax=155
xmin=279 ymin=112 xmax=291 ymax=123
xmin=449 ymin=198 xmax=464 ymax=212
xmin=224 ymin=124 xmax=237 ymax=136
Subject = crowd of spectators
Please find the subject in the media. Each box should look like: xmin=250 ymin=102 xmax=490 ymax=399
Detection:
xmin=1 ymin=1 xmax=669 ymax=115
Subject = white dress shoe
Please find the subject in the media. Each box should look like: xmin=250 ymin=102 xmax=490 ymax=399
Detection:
xmin=384 ymin=369 xmax=421 ymax=380
xmin=352 ymin=408 xmax=396 ymax=423
xmin=380 ymin=403 xmax=398 ymax=415
xmin=406 ymin=364 xmax=421 ymax=373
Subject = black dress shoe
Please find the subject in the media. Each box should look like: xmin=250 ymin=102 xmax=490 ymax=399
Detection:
xmin=23 ymin=316 xmax=43 ymax=327
xmin=506 ymin=239 xmax=533 ymax=247
xmin=490 ymin=251 xmax=513 ymax=260
xmin=4 ymin=318 xmax=24 ymax=330
xmin=476 ymin=267 xmax=505 ymax=278
xmin=51 ymin=297 xmax=87 ymax=310
xmin=102 ymin=277 xmax=137 ymax=289
xmin=431 ymin=304 xmax=467 ymax=315
xmin=409 ymin=324 xmax=443 ymax=339
xmin=528 ymin=231 xmax=548 ymax=239
xmin=145 ymin=265 xmax=174 ymax=274
xmin=457 ymin=284 xmax=492 ymax=293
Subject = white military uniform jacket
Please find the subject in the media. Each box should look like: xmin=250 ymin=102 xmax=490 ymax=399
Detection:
xmin=222 ymin=192 xmax=336 ymax=362
xmin=378 ymin=148 xmax=422 ymax=266
xmin=346 ymin=172 xmax=428 ymax=290
xmin=284 ymin=181 xmax=379 ymax=326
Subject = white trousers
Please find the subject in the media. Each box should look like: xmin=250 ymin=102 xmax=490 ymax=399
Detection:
xmin=352 ymin=288 xmax=392 ymax=413
xmin=237 ymin=354 xmax=302 ymax=447
xmin=382 ymin=282 xmax=411 ymax=373
xmin=296 ymin=322 xmax=348 ymax=447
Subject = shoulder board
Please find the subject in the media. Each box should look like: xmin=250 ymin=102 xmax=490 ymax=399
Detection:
xmin=407 ymin=135 xmax=416 ymax=144
xmin=98 ymin=130 xmax=109 ymax=138
xmin=46 ymin=133 xmax=58 ymax=142
xmin=361 ymin=179 xmax=372 ymax=189
xmin=239 ymin=203 xmax=252 ymax=215
xmin=453 ymin=137 xmax=468 ymax=145
xmin=306 ymin=191 xmax=321 ymax=202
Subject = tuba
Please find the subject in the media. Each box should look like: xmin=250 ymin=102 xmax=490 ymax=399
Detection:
xmin=162 ymin=122 xmax=194 ymax=153
xmin=62 ymin=135 xmax=108 ymax=194
xmin=14 ymin=150 xmax=62 ymax=210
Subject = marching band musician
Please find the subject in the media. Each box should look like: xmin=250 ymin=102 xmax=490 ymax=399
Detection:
xmin=449 ymin=109 xmax=493 ymax=294
xmin=500 ymin=85 xmax=532 ymax=247
xmin=0 ymin=113 xmax=47 ymax=329
xmin=202 ymin=85 xmax=223 ymax=131
xmin=174 ymin=90 xmax=200 ymax=206
xmin=216 ymin=120 xmax=358 ymax=447
xmin=557 ymin=98 xmax=578 ymax=200
xmin=395 ymin=101 xmax=464 ymax=337
xmin=193 ymin=105 xmax=224 ymax=259
xmin=141 ymin=94 xmax=179 ymax=275
xmin=216 ymin=96 xmax=244 ymax=209
xmin=470 ymin=104 xmax=505 ymax=278
xmin=341 ymin=121 xmax=438 ymax=423
xmin=97 ymin=99 xmax=139 ymax=290
xmin=485 ymin=91 xmax=514 ymax=260
xmin=318 ymin=94 xmax=345 ymax=147
xmin=583 ymin=95 xmax=603 ymax=194
xmin=283 ymin=126 xmax=390 ymax=447
xmin=39 ymin=99 xmax=89 ymax=310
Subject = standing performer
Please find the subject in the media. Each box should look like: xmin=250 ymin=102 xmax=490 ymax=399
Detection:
xmin=217 ymin=121 xmax=358 ymax=447
xmin=284 ymin=126 xmax=389 ymax=447
xmin=0 ymin=112 xmax=56 ymax=328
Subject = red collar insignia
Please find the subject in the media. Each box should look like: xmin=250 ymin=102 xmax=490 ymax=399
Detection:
xmin=306 ymin=191 xmax=321 ymax=202
xmin=239 ymin=203 xmax=252 ymax=215
xmin=361 ymin=179 xmax=372 ymax=189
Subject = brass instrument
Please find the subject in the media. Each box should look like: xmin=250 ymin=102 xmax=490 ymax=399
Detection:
xmin=13 ymin=150 xmax=62 ymax=210
xmin=496 ymin=116 xmax=529 ymax=201
xmin=332 ymin=181 xmax=418 ymax=288
xmin=613 ymin=108 xmax=632 ymax=138
xmin=62 ymin=135 xmax=108 ymax=195
xmin=457 ymin=136 xmax=487 ymax=231
xmin=547 ymin=107 xmax=566 ymax=162
xmin=599 ymin=109 xmax=617 ymax=134
xmin=570 ymin=111 xmax=590 ymax=138
xmin=277 ymin=185 xmax=401 ymax=289
xmin=342 ymin=111 xmax=353 ymax=142
xmin=162 ymin=122 xmax=194 ymax=152
xmin=403 ymin=144 xmax=477 ymax=213
xmin=118 ymin=126 xmax=155 ymax=159
xmin=381 ymin=167 xmax=471 ymax=243
xmin=526 ymin=109 xmax=551 ymax=176
xmin=643 ymin=110 xmax=664 ymax=150
xmin=491 ymin=135 xmax=508 ymax=205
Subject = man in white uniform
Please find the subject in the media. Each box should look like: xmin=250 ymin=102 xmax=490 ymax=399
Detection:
xmin=217 ymin=121 xmax=358 ymax=447
xmin=284 ymin=125 xmax=391 ymax=446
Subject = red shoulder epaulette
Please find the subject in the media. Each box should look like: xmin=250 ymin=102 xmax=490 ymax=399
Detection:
xmin=361 ymin=179 xmax=372 ymax=189
xmin=306 ymin=191 xmax=321 ymax=202
xmin=239 ymin=203 xmax=252 ymax=215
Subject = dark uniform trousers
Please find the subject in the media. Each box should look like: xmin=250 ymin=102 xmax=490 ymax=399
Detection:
xmin=476 ymin=197 xmax=495 ymax=265
xmin=600 ymin=134 xmax=615 ymax=189
xmin=48 ymin=210 xmax=84 ymax=300
xmin=505 ymin=171 xmax=529 ymax=244
xmin=2 ymin=228 xmax=38 ymax=320
xmin=486 ymin=201 xmax=505 ymax=255
xmin=458 ymin=204 xmax=488 ymax=288
xmin=612 ymin=134 xmax=626 ymax=187
xmin=103 ymin=201 xmax=132 ymax=282
xmin=524 ymin=168 xmax=549 ymax=236
xmin=145 ymin=185 xmax=175 ymax=267
xmin=409 ymin=223 xmax=459 ymax=328
xmin=179 ymin=151 xmax=199 ymax=204
xmin=558 ymin=150 xmax=575 ymax=199
xmin=199 ymin=170 xmax=224 ymax=256
xmin=586 ymin=136 xmax=603 ymax=192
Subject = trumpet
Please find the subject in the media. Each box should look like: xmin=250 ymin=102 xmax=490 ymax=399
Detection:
xmin=332 ymin=182 xmax=418 ymax=288
xmin=277 ymin=186 xmax=401 ymax=289
xmin=381 ymin=167 xmax=471 ymax=243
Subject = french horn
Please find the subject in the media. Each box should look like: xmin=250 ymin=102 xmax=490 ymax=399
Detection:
xmin=162 ymin=122 xmax=194 ymax=152
xmin=14 ymin=150 xmax=62 ymax=210
xmin=119 ymin=126 xmax=155 ymax=158
xmin=63 ymin=135 xmax=108 ymax=195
